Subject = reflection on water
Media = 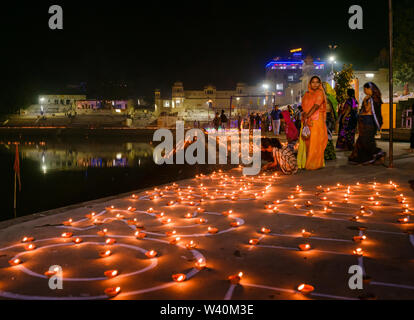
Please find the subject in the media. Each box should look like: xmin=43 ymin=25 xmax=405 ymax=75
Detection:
xmin=2 ymin=140 xmax=154 ymax=172
xmin=0 ymin=137 xmax=227 ymax=222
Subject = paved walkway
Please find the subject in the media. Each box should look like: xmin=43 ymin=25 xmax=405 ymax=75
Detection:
xmin=0 ymin=154 xmax=413 ymax=300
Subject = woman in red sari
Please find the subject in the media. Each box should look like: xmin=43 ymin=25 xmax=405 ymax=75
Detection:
xmin=300 ymin=76 xmax=328 ymax=170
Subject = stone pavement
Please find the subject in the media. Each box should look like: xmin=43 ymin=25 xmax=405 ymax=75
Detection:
xmin=0 ymin=154 xmax=413 ymax=300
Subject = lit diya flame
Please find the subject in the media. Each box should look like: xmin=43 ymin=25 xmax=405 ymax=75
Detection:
xmin=21 ymin=237 xmax=34 ymax=243
xmin=170 ymin=237 xmax=181 ymax=244
xmin=306 ymin=210 xmax=314 ymax=217
xmin=299 ymin=244 xmax=311 ymax=251
xmin=305 ymin=201 xmax=312 ymax=207
xmin=44 ymin=266 xmax=61 ymax=277
xmin=197 ymin=207 xmax=205 ymax=213
xmin=86 ymin=212 xmax=96 ymax=219
xmin=374 ymin=201 xmax=381 ymax=206
xmin=260 ymin=226 xmax=271 ymax=234
xmin=145 ymin=250 xmax=157 ymax=258
xmin=97 ymin=229 xmax=108 ymax=236
xmin=104 ymin=270 xmax=119 ymax=279
xmin=167 ymin=201 xmax=175 ymax=206
xmin=115 ymin=214 xmax=124 ymax=220
xmin=161 ymin=218 xmax=172 ymax=225
xmin=230 ymin=221 xmax=240 ymax=228
xmin=222 ymin=210 xmax=233 ymax=216
xmin=24 ymin=244 xmax=36 ymax=251
xmin=228 ymin=272 xmax=243 ymax=284
xmin=198 ymin=218 xmax=206 ymax=224
xmin=61 ymin=232 xmax=73 ymax=238
xmin=9 ymin=258 xmax=22 ymax=266
xmin=172 ymin=274 xmax=186 ymax=282
xmin=249 ymin=239 xmax=259 ymax=246
xmin=353 ymin=235 xmax=367 ymax=242
xmin=100 ymin=250 xmax=112 ymax=258
xmin=328 ymin=201 xmax=333 ymax=207
xmin=131 ymin=194 xmax=137 ymax=199
xmin=147 ymin=208 xmax=154 ymax=213
xmin=272 ymin=207 xmax=279 ymax=213
xmin=398 ymin=217 xmax=410 ymax=224
xmin=208 ymin=227 xmax=218 ymax=234
xmin=297 ymin=284 xmax=314 ymax=294
xmin=127 ymin=207 xmax=136 ymax=212
xmin=165 ymin=230 xmax=177 ymax=237
xmin=265 ymin=204 xmax=273 ymax=210
xmin=350 ymin=216 xmax=360 ymax=222
xmin=93 ymin=219 xmax=103 ymax=225
xmin=195 ymin=258 xmax=206 ymax=269
xmin=105 ymin=238 xmax=116 ymax=245
xmin=185 ymin=213 xmax=193 ymax=219
xmin=135 ymin=231 xmax=146 ymax=239
xmin=105 ymin=287 xmax=121 ymax=298
xmin=63 ymin=218 xmax=73 ymax=226
xmin=353 ymin=248 xmax=364 ymax=256
xmin=289 ymin=195 xmax=295 ymax=200
xmin=185 ymin=241 xmax=197 ymax=249
xmin=302 ymin=230 xmax=312 ymax=238
xmin=273 ymin=200 xmax=281 ymax=205
xmin=73 ymin=237 xmax=82 ymax=244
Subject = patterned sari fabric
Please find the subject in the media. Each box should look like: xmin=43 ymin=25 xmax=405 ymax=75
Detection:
xmin=337 ymin=98 xmax=358 ymax=151
xmin=273 ymin=146 xmax=298 ymax=175
xmin=298 ymin=80 xmax=328 ymax=170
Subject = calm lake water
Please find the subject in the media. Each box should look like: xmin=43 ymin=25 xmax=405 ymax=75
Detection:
xmin=0 ymin=136 xmax=231 ymax=222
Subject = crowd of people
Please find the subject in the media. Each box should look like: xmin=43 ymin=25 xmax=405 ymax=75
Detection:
xmin=205 ymin=76 xmax=413 ymax=176
xmin=261 ymin=76 xmax=395 ymax=175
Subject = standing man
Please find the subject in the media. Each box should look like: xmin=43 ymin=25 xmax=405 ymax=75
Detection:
xmin=271 ymin=105 xmax=282 ymax=136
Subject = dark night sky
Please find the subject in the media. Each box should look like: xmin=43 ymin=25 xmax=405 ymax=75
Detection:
xmin=2 ymin=0 xmax=391 ymax=108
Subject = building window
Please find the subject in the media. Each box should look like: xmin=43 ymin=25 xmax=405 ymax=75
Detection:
xmin=276 ymin=84 xmax=284 ymax=90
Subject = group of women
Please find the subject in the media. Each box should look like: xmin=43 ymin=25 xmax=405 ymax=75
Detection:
xmin=298 ymin=76 xmax=385 ymax=171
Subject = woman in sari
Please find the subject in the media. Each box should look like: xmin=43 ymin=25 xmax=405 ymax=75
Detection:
xmin=337 ymin=89 xmax=359 ymax=151
xmin=349 ymin=82 xmax=385 ymax=164
xmin=297 ymin=76 xmax=328 ymax=170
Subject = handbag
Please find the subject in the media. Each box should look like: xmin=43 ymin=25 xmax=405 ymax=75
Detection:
xmin=302 ymin=125 xmax=311 ymax=139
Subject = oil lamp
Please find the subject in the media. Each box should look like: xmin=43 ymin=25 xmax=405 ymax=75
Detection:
xmin=147 ymin=208 xmax=154 ymax=213
xmin=222 ymin=210 xmax=233 ymax=216
xmin=353 ymin=235 xmax=367 ymax=242
xmin=9 ymin=258 xmax=22 ymax=266
xmin=299 ymin=244 xmax=311 ymax=251
xmin=186 ymin=241 xmax=197 ymax=249
xmin=127 ymin=206 xmax=136 ymax=212
xmin=135 ymin=231 xmax=146 ymax=239
xmin=249 ymin=239 xmax=259 ymax=245
xmin=170 ymin=237 xmax=181 ymax=244
xmin=61 ymin=232 xmax=73 ymax=238
xmin=305 ymin=201 xmax=312 ymax=207
xmin=172 ymin=274 xmax=186 ymax=282
xmin=350 ymin=216 xmax=360 ymax=222
xmin=265 ymin=204 xmax=273 ymax=210
xmin=228 ymin=272 xmax=243 ymax=284
xmin=105 ymin=287 xmax=121 ymax=298
xmin=306 ymin=210 xmax=314 ymax=217
xmin=161 ymin=218 xmax=172 ymax=225
xmin=86 ymin=212 xmax=96 ymax=219
xmin=230 ymin=221 xmax=240 ymax=228
xmin=104 ymin=270 xmax=119 ymax=279
xmin=297 ymin=284 xmax=314 ymax=294
xmin=167 ymin=201 xmax=175 ymax=206
xmin=145 ymin=250 xmax=157 ymax=258
xmin=273 ymin=200 xmax=281 ymax=205
xmin=44 ymin=266 xmax=60 ymax=277
xmin=353 ymin=248 xmax=364 ymax=256
xmin=21 ymin=237 xmax=34 ymax=243
xmin=195 ymin=258 xmax=206 ymax=269
xmin=63 ymin=218 xmax=73 ymax=226
xmin=165 ymin=230 xmax=177 ymax=237
xmin=198 ymin=218 xmax=206 ymax=224
xmin=261 ymin=227 xmax=271 ymax=234
xmin=105 ymin=238 xmax=116 ymax=245
xmin=73 ymin=237 xmax=82 ymax=244
xmin=197 ymin=207 xmax=205 ymax=213
xmin=99 ymin=250 xmax=112 ymax=258
xmin=302 ymin=230 xmax=312 ymax=238
xmin=208 ymin=227 xmax=218 ymax=234
xmin=398 ymin=217 xmax=410 ymax=224
xmin=24 ymin=244 xmax=36 ymax=251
